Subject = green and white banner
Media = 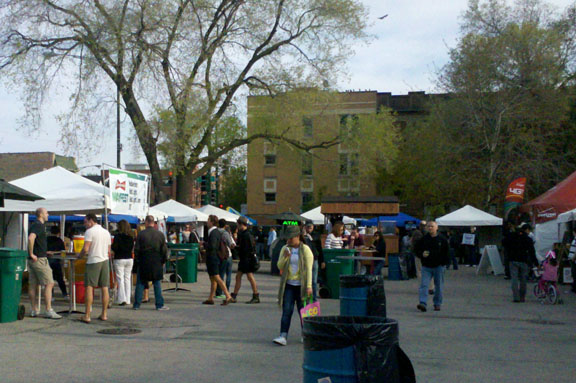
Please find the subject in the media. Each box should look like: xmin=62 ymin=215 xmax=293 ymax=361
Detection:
xmin=108 ymin=167 xmax=149 ymax=218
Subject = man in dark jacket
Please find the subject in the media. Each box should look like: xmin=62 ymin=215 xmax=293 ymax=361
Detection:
xmin=415 ymin=221 xmax=450 ymax=312
xmin=133 ymin=215 xmax=169 ymax=310
xmin=505 ymin=223 xmax=538 ymax=302
xmin=203 ymin=215 xmax=233 ymax=305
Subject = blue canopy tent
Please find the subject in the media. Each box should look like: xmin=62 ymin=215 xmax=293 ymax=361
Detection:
xmin=226 ymin=207 xmax=257 ymax=225
xmin=358 ymin=212 xmax=421 ymax=228
xmin=30 ymin=214 xmax=140 ymax=225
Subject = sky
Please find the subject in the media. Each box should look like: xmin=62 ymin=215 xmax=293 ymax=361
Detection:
xmin=0 ymin=0 xmax=574 ymax=171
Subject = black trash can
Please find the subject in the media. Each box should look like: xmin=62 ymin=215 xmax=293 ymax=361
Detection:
xmin=339 ymin=275 xmax=386 ymax=318
xmin=303 ymin=316 xmax=415 ymax=383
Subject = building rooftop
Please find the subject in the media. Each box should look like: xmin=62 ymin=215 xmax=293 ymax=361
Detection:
xmin=0 ymin=152 xmax=78 ymax=181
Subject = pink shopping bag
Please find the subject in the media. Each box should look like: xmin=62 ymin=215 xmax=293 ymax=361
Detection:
xmin=300 ymin=298 xmax=321 ymax=325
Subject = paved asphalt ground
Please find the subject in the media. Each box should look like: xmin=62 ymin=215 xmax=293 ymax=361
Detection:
xmin=1 ymin=262 xmax=575 ymax=383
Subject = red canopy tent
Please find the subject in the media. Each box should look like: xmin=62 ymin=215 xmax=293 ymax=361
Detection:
xmin=521 ymin=170 xmax=576 ymax=224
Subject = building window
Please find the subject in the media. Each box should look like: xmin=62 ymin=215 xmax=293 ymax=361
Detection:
xmin=265 ymin=155 xmax=276 ymax=165
xmin=350 ymin=152 xmax=359 ymax=175
xmin=263 ymin=142 xmax=276 ymax=166
xmin=300 ymin=178 xmax=314 ymax=192
xmin=338 ymin=178 xmax=349 ymax=192
xmin=303 ymin=117 xmax=313 ymax=138
xmin=339 ymin=114 xmax=359 ymax=137
xmin=302 ymin=192 xmax=314 ymax=207
xmin=339 ymin=153 xmax=349 ymax=175
xmin=302 ymin=155 xmax=313 ymax=176
xmin=264 ymin=178 xmax=277 ymax=203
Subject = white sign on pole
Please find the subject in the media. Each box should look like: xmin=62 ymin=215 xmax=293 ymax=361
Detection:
xmin=476 ymin=245 xmax=505 ymax=276
xmin=462 ymin=233 xmax=476 ymax=246
xmin=108 ymin=167 xmax=150 ymax=218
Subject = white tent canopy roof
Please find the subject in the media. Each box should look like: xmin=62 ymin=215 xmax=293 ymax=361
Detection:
xmin=301 ymin=206 xmax=357 ymax=226
xmin=151 ymin=200 xmax=208 ymax=222
xmin=0 ymin=166 xmax=109 ymax=214
xmin=557 ymin=208 xmax=576 ymax=224
xmin=436 ymin=205 xmax=503 ymax=227
xmin=197 ymin=204 xmax=240 ymax=222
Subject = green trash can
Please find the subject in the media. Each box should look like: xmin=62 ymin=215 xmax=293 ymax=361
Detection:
xmin=323 ymin=248 xmax=355 ymax=275
xmin=325 ymin=259 xmax=341 ymax=299
xmin=168 ymin=243 xmax=199 ymax=250
xmin=170 ymin=248 xmax=198 ymax=283
xmin=0 ymin=248 xmax=27 ymax=323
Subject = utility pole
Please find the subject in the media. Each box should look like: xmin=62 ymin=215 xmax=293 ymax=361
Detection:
xmin=116 ymin=86 xmax=122 ymax=168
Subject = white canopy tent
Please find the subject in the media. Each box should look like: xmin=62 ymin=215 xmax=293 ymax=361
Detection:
xmin=197 ymin=204 xmax=240 ymax=222
xmin=557 ymin=208 xmax=576 ymax=224
xmin=147 ymin=206 xmax=168 ymax=221
xmin=0 ymin=166 xmax=110 ymax=249
xmin=436 ymin=205 xmax=503 ymax=227
xmin=0 ymin=166 xmax=109 ymax=214
xmin=301 ymin=206 xmax=357 ymax=226
xmin=151 ymin=199 xmax=208 ymax=223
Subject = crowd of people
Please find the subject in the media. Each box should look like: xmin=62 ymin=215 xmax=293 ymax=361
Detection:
xmin=24 ymin=207 xmax=575 ymax=345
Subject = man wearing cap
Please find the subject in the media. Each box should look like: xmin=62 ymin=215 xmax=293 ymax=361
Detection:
xmin=231 ymin=216 xmax=260 ymax=304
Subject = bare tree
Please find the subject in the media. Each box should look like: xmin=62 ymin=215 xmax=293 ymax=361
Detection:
xmin=0 ymin=0 xmax=369 ymax=202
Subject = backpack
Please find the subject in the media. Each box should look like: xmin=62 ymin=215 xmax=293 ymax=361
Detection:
xmin=218 ymin=231 xmax=230 ymax=261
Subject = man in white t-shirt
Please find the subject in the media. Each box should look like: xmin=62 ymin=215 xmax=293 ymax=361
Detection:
xmin=79 ymin=213 xmax=112 ymax=323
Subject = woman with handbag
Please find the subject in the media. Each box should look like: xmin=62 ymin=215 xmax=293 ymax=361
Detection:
xmin=231 ymin=217 xmax=260 ymax=304
xmin=273 ymin=225 xmax=314 ymax=346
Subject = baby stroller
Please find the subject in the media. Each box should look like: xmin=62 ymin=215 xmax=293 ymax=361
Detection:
xmin=533 ymin=250 xmax=562 ymax=305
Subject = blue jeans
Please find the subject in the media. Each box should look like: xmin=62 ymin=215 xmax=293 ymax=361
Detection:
xmin=280 ymin=284 xmax=304 ymax=335
xmin=312 ymin=260 xmax=318 ymax=302
xmin=256 ymin=243 xmax=266 ymax=260
xmin=448 ymin=249 xmax=459 ymax=270
xmin=419 ymin=266 xmax=445 ymax=307
xmin=134 ymin=273 xmax=164 ymax=309
xmin=373 ymin=260 xmax=385 ymax=276
xmin=216 ymin=257 xmax=233 ymax=295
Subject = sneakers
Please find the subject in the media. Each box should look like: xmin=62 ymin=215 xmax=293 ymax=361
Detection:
xmin=273 ymin=336 xmax=287 ymax=346
xmin=434 ymin=306 xmax=441 ymax=311
xmin=30 ymin=310 xmax=39 ymax=318
xmin=43 ymin=309 xmax=62 ymax=319
xmin=417 ymin=303 xmax=427 ymax=312
xmin=157 ymin=306 xmax=170 ymax=311
xmin=214 ymin=295 xmax=226 ymax=299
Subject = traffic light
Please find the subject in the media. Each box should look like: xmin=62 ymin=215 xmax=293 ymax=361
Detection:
xmin=210 ymin=189 xmax=218 ymax=205
xmin=200 ymin=175 xmax=208 ymax=192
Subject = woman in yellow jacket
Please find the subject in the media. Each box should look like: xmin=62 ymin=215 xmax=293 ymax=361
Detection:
xmin=273 ymin=225 xmax=314 ymax=346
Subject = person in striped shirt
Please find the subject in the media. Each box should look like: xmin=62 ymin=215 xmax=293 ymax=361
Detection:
xmin=324 ymin=223 xmax=344 ymax=249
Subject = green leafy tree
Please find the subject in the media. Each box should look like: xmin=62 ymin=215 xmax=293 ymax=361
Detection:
xmin=218 ymin=165 xmax=247 ymax=211
xmin=382 ymin=0 xmax=576 ymax=215
xmin=0 ymin=0 xmax=370 ymax=203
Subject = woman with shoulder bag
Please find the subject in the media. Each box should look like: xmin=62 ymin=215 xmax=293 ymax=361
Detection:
xmin=273 ymin=225 xmax=314 ymax=346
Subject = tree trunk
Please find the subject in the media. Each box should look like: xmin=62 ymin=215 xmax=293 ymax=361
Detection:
xmin=120 ymin=85 xmax=166 ymax=204
xmin=176 ymin=168 xmax=195 ymax=206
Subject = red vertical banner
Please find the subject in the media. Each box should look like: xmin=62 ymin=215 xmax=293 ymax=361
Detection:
xmin=504 ymin=177 xmax=527 ymax=218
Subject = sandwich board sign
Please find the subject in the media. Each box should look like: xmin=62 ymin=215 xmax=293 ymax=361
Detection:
xmin=476 ymin=245 xmax=505 ymax=276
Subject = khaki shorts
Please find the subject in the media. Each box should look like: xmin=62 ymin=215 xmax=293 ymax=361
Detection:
xmin=85 ymin=260 xmax=110 ymax=288
xmin=28 ymin=257 xmax=54 ymax=286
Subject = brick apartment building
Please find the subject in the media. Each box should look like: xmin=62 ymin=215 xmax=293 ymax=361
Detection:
xmin=246 ymin=90 xmax=444 ymax=224
xmin=0 ymin=152 xmax=78 ymax=181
